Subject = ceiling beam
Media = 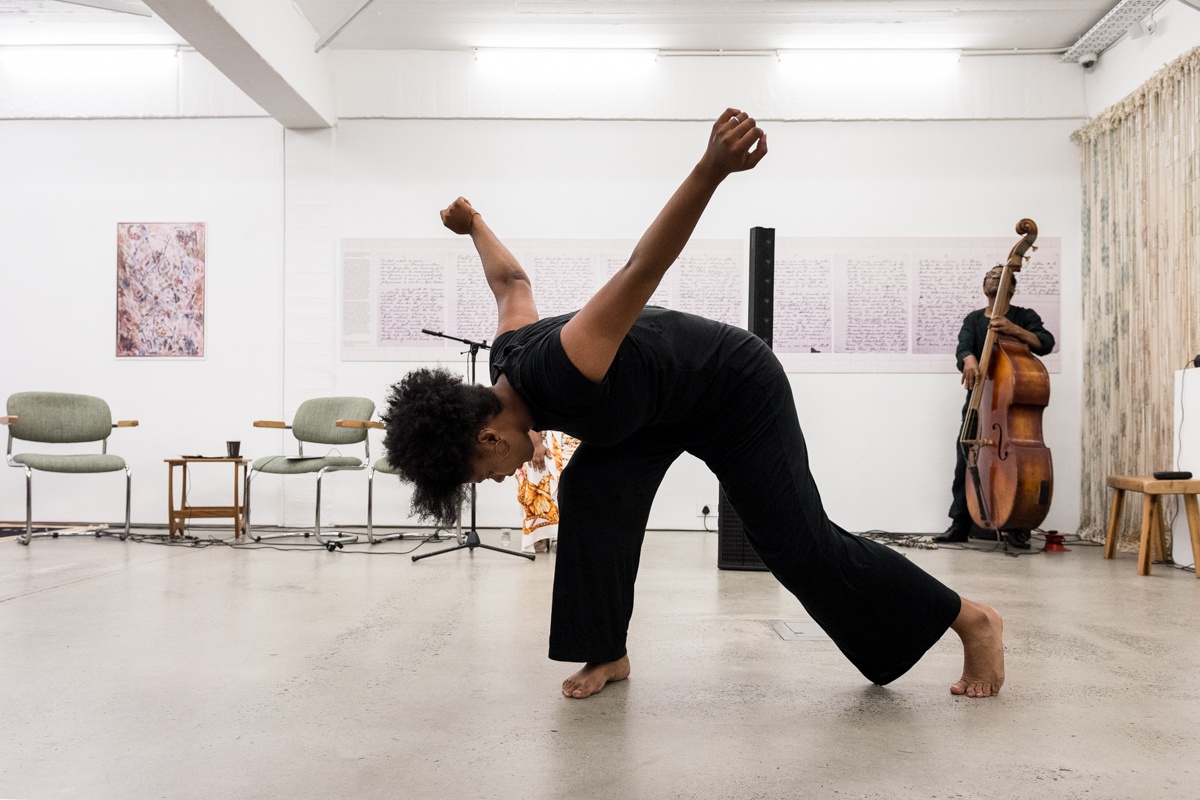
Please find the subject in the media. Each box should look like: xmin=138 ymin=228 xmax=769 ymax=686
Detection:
xmin=315 ymin=0 xmax=379 ymax=53
xmin=143 ymin=0 xmax=335 ymax=129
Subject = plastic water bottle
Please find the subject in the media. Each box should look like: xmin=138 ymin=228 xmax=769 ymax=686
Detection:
xmin=499 ymin=528 xmax=512 ymax=547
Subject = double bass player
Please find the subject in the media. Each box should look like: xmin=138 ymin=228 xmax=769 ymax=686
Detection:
xmin=935 ymin=264 xmax=1055 ymax=548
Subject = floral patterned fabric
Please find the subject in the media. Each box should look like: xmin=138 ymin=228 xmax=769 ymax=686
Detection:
xmin=514 ymin=431 xmax=579 ymax=552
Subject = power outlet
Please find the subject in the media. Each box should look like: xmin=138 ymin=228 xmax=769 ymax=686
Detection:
xmin=696 ymin=502 xmax=714 ymax=517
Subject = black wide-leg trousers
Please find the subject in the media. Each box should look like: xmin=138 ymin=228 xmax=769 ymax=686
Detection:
xmin=548 ymin=344 xmax=963 ymax=685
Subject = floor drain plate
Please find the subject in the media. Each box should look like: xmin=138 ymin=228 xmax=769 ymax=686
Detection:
xmin=770 ymin=620 xmax=830 ymax=641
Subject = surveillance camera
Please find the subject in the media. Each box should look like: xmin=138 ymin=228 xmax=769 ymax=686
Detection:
xmin=1078 ymin=53 xmax=1098 ymax=69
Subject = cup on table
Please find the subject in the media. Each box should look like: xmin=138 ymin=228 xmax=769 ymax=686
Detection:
xmin=226 ymin=441 xmax=241 ymax=458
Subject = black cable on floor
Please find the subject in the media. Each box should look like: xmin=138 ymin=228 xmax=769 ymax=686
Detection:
xmin=124 ymin=530 xmax=453 ymax=556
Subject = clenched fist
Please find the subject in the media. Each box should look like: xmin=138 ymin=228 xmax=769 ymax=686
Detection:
xmin=441 ymin=197 xmax=479 ymax=235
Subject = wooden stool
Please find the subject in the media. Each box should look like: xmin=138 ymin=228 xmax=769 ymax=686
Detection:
xmin=1104 ymin=475 xmax=1200 ymax=577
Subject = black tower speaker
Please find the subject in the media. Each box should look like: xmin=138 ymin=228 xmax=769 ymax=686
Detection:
xmin=747 ymin=226 xmax=774 ymax=345
xmin=717 ymin=487 xmax=769 ymax=571
xmin=717 ymin=227 xmax=775 ymax=572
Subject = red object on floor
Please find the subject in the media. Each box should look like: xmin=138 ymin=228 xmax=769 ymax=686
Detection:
xmin=1043 ymin=531 xmax=1069 ymax=552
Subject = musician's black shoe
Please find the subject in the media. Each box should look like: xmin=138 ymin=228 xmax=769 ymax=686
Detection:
xmin=1006 ymin=530 xmax=1032 ymax=549
xmin=933 ymin=525 xmax=970 ymax=543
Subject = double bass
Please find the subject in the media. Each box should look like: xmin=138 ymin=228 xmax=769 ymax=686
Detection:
xmin=960 ymin=219 xmax=1053 ymax=533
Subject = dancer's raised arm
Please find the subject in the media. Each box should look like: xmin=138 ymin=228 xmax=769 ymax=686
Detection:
xmin=560 ymin=108 xmax=767 ymax=382
xmin=441 ymin=197 xmax=540 ymax=338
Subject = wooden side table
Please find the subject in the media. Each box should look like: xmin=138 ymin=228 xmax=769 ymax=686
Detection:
xmin=1104 ymin=474 xmax=1200 ymax=577
xmin=165 ymin=457 xmax=249 ymax=540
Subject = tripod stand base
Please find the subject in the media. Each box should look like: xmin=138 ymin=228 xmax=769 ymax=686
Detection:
xmin=367 ymin=530 xmax=452 ymax=544
xmin=412 ymin=528 xmax=536 ymax=562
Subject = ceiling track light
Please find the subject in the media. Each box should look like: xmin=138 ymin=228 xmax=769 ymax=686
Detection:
xmin=1061 ymin=0 xmax=1163 ymax=64
xmin=1127 ymin=16 xmax=1154 ymax=39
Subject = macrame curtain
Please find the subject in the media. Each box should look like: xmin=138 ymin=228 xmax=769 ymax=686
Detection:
xmin=1074 ymin=47 xmax=1200 ymax=550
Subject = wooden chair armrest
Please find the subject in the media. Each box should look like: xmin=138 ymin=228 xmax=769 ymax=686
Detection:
xmin=336 ymin=419 xmax=384 ymax=429
xmin=254 ymin=420 xmax=290 ymax=429
xmin=114 ymin=420 xmax=139 ymax=428
xmin=0 ymin=415 xmax=15 ymax=425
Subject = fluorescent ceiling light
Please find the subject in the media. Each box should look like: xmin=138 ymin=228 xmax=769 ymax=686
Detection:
xmin=1 ymin=45 xmax=178 ymax=91
xmin=777 ymin=49 xmax=960 ymax=81
xmin=778 ymin=49 xmax=961 ymax=66
xmin=656 ymin=50 xmax=779 ymax=58
xmin=473 ymin=48 xmax=657 ymax=83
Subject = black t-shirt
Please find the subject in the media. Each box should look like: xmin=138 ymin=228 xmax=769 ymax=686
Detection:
xmin=955 ymin=305 xmax=1055 ymax=372
xmin=489 ymin=306 xmax=772 ymax=448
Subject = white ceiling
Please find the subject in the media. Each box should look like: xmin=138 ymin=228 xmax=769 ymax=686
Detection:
xmin=294 ymin=0 xmax=1118 ymax=52
xmin=0 ymin=0 xmax=1134 ymax=52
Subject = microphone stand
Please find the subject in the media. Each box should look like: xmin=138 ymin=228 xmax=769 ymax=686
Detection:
xmin=412 ymin=328 xmax=535 ymax=563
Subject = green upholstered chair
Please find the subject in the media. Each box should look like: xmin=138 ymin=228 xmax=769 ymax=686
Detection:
xmin=245 ymin=397 xmax=375 ymax=550
xmin=3 ymin=392 xmax=139 ymax=546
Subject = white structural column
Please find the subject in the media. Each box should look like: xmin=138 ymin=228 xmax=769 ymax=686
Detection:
xmin=281 ymin=127 xmax=341 ymax=525
xmin=144 ymin=0 xmax=335 ymax=129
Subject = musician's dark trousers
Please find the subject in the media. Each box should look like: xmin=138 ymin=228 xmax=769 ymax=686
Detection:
xmin=948 ymin=394 xmax=975 ymax=533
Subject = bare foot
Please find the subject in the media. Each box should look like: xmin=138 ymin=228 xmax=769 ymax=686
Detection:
xmin=561 ymin=655 xmax=630 ymax=699
xmin=948 ymin=597 xmax=1005 ymax=698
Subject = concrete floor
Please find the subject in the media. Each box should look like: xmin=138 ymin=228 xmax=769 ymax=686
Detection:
xmin=1 ymin=527 xmax=1198 ymax=800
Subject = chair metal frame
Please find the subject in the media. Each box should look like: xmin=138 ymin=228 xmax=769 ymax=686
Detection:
xmin=366 ymin=459 xmax=401 ymax=543
xmin=3 ymin=394 xmax=137 ymax=546
xmin=244 ymin=399 xmax=374 ymax=551
xmin=336 ymin=419 xmax=447 ymax=544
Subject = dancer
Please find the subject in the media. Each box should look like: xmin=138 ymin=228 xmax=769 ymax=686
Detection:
xmin=383 ymin=109 xmax=1004 ymax=699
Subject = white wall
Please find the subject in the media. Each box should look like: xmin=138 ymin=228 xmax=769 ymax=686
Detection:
xmin=4 ymin=26 xmax=1195 ymax=533
xmin=316 ymin=49 xmax=1091 ymax=533
xmin=0 ymin=118 xmax=285 ymax=528
xmin=325 ymin=115 xmax=1082 ymax=534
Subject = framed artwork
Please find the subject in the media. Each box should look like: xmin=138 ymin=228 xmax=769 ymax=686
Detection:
xmin=116 ymin=222 xmax=206 ymax=358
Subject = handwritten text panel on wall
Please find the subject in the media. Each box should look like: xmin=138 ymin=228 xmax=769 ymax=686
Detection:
xmin=774 ymin=237 xmax=1060 ymax=366
xmin=341 ymin=238 xmax=743 ymax=361
xmin=341 ymin=236 xmax=1060 ymax=374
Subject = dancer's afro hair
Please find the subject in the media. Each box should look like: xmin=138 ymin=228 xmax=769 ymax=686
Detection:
xmin=381 ymin=367 xmax=502 ymax=527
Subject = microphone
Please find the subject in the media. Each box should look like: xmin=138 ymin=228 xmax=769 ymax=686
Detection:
xmin=421 ymin=328 xmax=442 ymax=336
